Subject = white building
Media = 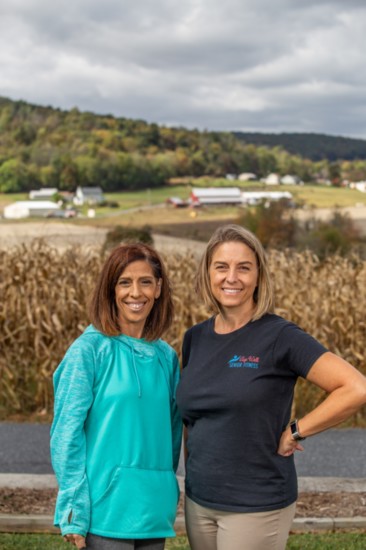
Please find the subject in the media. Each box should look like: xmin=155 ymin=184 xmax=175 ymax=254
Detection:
xmin=238 ymin=172 xmax=257 ymax=181
xmin=350 ymin=181 xmax=366 ymax=193
xmin=29 ymin=188 xmax=58 ymax=200
xmin=264 ymin=173 xmax=281 ymax=185
xmin=241 ymin=191 xmax=293 ymax=206
xmin=190 ymin=187 xmax=242 ymax=206
xmin=281 ymin=175 xmax=302 ymax=185
xmin=74 ymin=186 xmax=104 ymax=206
xmin=4 ymin=201 xmax=60 ymax=219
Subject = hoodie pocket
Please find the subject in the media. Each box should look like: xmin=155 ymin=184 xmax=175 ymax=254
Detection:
xmin=92 ymin=466 xmax=121 ymax=507
xmin=90 ymin=467 xmax=179 ymax=535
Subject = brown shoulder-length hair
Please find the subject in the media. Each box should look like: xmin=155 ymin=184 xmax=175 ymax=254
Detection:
xmin=89 ymin=243 xmax=173 ymax=341
xmin=196 ymin=224 xmax=275 ymax=321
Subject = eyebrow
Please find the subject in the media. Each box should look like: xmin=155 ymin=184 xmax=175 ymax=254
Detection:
xmin=117 ymin=275 xmax=155 ymax=281
xmin=212 ymin=260 xmax=254 ymax=266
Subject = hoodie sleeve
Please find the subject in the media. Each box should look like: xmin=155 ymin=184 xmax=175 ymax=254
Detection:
xmin=171 ymin=352 xmax=183 ymax=473
xmin=50 ymin=337 xmax=96 ymax=537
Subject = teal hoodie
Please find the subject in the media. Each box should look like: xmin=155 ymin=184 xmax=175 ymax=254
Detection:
xmin=50 ymin=325 xmax=182 ymax=539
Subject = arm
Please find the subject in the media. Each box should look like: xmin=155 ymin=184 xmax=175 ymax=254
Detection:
xmin=278 ymin=352 xmax=366 ymax=456
xmin=183 ymin=426 xmax=188 ymax=467
xmin=50 ymin=340 xmax=95 ymax=539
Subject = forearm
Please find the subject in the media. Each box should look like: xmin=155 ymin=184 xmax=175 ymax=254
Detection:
xmin=278 ymin=379 xmax=366 ymax=456
xmin=298 ymin=383 xmax=366 ymax=438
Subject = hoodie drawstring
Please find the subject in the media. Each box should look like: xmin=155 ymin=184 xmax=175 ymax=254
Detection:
xmin=112 ymin=338 xmax=142 ymax=398
xmin=131 ymin=347 xmax=142 ymax=398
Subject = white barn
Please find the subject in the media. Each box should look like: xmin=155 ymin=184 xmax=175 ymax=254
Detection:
xmin=264 ymin=173 xmax=281 ymax=185
xmin=4 ymin=201 xmax=60 ymax=219
xmin=281 ymin=175 xmax=302 ymax=185
xmin=241 ymin=191 xmax=293 ymax=206
xmin=350 ymin=181 xmax=366 ymax=193
xmin=74 ymin=186 xmax=104 ymax=206
xmin=29 ymin=188 xmax=58 ymax=200
xmin=238 ymin=172 xmax=257 ymax=181
xmin=190 ymin=187 xmax=242 ymax=206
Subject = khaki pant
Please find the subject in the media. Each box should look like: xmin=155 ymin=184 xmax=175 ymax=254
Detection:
xmin=185 ymin=496 xmax=296 ymax=550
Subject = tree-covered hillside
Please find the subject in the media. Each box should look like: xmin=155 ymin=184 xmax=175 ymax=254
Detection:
xmin=1 ymin=96 xmax=366 ymax=192
xmin=234 ymin=131 xmax=366 ymax=162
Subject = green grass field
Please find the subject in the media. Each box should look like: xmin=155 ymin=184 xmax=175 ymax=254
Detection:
xmin=1 ymin=182 xmax=365 ymax=216
xmin=103 ymin=183 xmax=366 ymax=211
xmin=0 ymin=532 xmax=365 ymax=550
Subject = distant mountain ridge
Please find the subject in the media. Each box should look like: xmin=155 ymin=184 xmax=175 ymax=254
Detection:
xmin=233 ymin=131 xmax=366 ymax=162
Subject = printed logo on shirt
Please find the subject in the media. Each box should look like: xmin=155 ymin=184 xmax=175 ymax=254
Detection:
xmin=228 ymin=355 xmax=260 ymax=369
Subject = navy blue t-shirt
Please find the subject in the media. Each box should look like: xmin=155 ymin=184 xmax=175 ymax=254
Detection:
xmin=176 ymin=313 xmax=327 ymax=512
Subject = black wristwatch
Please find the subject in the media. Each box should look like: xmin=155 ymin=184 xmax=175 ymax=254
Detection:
xmin=290 ymin=419 xmax=306 ymax=441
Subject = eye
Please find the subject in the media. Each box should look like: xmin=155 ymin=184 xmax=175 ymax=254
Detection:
xmin=118 ymin=279 xmax=130 ymax=286
xmin=141 ymin=279 xmax=153 ymax=285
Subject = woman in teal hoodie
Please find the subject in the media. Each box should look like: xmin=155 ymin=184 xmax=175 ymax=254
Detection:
xmin=50 ymin=243 xmax=182 ymax=550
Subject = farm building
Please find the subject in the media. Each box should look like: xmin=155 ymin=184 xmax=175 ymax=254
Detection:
xmin=281 ymin=175 xmax=302 ymax=185
xmin=241 ymin=191 xmax=293 ymax=206
xmin=166 ymin=197 xmax=189 ymax=207
xmin=238 ymin=172 xmax=257 ymax=181
xmin=263 ymin=173 xmax=281 ymax=185
xmin=74 ymin=186 xmax=104 ymax=206
xmin=350 ymin=181 xmax=366 ymax=193
xmin=29 ymin=188 xmax=59 ymax=200
xmin=3 ymin=201 xmax=61 ymax=219
xmin=190 ymin=187 xmax=242 ymax=206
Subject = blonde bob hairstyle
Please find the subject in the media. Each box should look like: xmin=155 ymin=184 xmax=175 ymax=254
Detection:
xmin=196 ymin=224 xmax=274 ymax=322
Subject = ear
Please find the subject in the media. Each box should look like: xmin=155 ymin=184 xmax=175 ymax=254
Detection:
xmin=155 ymin=278 xmax=162 ymax=299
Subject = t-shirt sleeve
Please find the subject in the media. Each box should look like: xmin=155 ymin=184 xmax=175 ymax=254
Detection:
xmin=171 ymin=352 xmax=183 ymax=472
xmin=182 ymin=327 xmax=193 ymax=369
xmin=273 ymin=322 xmax=328 ymax=379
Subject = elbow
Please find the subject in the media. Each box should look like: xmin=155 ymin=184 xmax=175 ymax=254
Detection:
xmin=351 ymin=380 xmax=366 ymax=409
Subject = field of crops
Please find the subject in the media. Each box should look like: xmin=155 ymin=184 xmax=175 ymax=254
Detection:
xmin=1 ymin=240 xmax=365 ymax=422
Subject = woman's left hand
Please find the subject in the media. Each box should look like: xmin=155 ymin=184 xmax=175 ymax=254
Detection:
xmin=277 ymin=427 xmax=304 ymax=457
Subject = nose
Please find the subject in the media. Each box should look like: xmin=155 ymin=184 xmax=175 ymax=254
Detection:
xmin=130 ymin=282 xmax=141 ymax=297
xmin=225 ymin=268 xmax=238 ymax=283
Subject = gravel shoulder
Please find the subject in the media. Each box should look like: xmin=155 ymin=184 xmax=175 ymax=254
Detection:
xmin=1 ymin=488 xmax=365 ymax=518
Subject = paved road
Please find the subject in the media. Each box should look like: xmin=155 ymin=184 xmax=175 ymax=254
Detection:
xmin=0 ymin=423 xmax=365 ymax=478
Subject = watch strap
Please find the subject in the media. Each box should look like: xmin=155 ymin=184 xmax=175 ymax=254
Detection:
xmin=290 ymin=419 xmax=306 ymax=441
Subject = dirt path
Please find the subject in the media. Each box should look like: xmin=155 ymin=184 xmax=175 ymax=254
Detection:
xmin=0 ymin=222 xmax=205 ymax=255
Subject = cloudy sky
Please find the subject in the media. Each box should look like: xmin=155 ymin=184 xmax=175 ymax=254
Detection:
xmin=1 ymin=0 xmax=366 ymax=138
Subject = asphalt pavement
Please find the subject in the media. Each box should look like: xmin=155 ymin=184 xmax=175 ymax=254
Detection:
xmin=0 ymin=422 xmax=365 ymax=478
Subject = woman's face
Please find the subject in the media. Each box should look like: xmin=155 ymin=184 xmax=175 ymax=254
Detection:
xmin=115 ymin=260 xmax=161 ymax=338
xmin=209 ymin=241 xmax=258 ymax=315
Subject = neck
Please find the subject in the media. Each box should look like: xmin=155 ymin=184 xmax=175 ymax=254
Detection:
xmin=215 ymin=308 xmax=254 ymax=334
xmin=119 ymin=319 xmax=144 ymax=339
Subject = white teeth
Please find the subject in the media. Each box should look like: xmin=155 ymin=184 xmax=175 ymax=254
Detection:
xmin=126 ymin=303 xmax=145 ymax=311
xmin=222 ymin=289 xmax=241 ymax=294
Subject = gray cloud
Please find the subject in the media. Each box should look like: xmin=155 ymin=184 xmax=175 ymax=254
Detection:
xmin=1 ymin=0 xmax=366 ymax=137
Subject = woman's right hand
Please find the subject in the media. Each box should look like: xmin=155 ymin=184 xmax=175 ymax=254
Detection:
xmin=64 ymin=534 xmax=86 ymax=548
xmin=277 ymin=427 xmax=304 ymax=456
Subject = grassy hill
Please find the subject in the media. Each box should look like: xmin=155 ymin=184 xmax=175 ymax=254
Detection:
xmin=1 ymin=95 xmax=366 ymax=192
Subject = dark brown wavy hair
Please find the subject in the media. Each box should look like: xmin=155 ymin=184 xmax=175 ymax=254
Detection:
xmin=89 ymin=243 xmax=173 ymax=341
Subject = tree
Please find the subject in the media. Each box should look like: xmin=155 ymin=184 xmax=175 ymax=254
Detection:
xmin=0 ymin=159 xmax=32 ymax=192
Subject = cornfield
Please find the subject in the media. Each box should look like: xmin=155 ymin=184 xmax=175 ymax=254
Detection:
xmin=1 ymin=240 xmax=365 ymax=423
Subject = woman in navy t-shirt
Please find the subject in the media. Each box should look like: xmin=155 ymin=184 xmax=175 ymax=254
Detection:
xmin=176 ymin=224 xmax=366 ymax=550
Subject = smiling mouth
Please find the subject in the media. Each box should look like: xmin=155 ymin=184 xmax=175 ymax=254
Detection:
xmin=222 ymin=288 xmax=242 ymax=294
xmin=125 ymin=302 xmax=146 ymax=311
